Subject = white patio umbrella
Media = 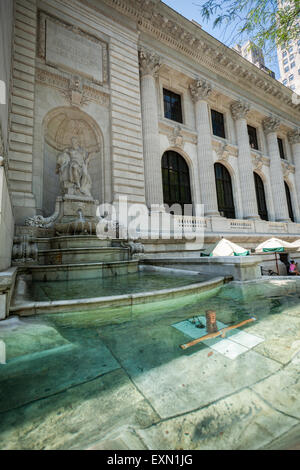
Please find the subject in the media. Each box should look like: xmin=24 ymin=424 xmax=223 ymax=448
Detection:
xmin=255 ymin=237 xmax=295 ymax=274
xmin=255 ymin=237 xmax=295 ymax=253
xmin=210 ymin=238 xmax=250 ymax=257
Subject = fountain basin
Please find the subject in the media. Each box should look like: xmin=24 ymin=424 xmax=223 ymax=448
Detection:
xmin=10 ymin=273 xmax=226 ymax=317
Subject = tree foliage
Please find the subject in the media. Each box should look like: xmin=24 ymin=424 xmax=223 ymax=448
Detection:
xmin=198 ymin=0 xmax=300 ymax=49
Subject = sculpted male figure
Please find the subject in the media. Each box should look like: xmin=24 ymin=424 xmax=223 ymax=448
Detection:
xmin=56 ymin=137 xmax=92 ymax=197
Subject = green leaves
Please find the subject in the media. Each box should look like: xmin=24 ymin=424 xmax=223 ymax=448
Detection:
xmin=198 ymin=0 xmax=300 ymax=50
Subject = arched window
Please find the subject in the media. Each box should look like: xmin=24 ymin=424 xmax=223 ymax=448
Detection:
xmin=285 ymin=182 xmax=295 ymax=222
xmin=254 ymin=172 xmax=268 ymax=221
xmin=162 ymin=151 xmax=192 ymax=211
xmin=214 ymin=163 xmax=235 ymax=219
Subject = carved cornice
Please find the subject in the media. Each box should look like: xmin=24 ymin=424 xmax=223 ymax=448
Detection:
xmin=230 ymin=100 xmax=250 ymax=120
xmin=138 ymin=47 xmax=161 ymax=77
xmin=95 ymin=0 xmax=300 ymax=116
xmin=189 ymin=79 xmax=212 ymax=102
xmin=36 ymin=68 xmax=110 ymax=107
xmin=263 ymin=116 xmax=281 ymax=135
xmin=288 ymin=129 xmax=300 ymax=145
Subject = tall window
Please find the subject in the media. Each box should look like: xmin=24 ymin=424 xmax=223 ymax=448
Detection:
xmin=285 ymin=182 xmax=295 ymax=222
xmin=163 ymin=89 xmax=183 ymax=123
xmin=254 ymin=172 xmax=268 ymax=221
xmin=162 ymin=151 xmax=192 ymax=211
xmin=247 ymin=125 xmax=259 ymax=150
xmin=278 ymin=138 xmax=285 ymax=159
xmin=214 ymin=163 xmax=235 ymax=219
xmin=211 ymin=109 xmax=226 ymax=138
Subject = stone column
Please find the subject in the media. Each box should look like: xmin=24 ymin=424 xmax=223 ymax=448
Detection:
xmin=139 ymin=48 xmax=164 ymax=211
xmin=288 ymin=129 xmax=300 ymax=220
xmin=190 ymin=79 xmax=219 ymax=216
xmin=263 ymin=116 xmax=290 ymax=222
xmin=231 ymin=100 xmax=259 ymax=220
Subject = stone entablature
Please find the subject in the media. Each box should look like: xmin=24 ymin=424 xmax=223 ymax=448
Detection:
xmin=100 ymin=0 xmax=300 ymax=119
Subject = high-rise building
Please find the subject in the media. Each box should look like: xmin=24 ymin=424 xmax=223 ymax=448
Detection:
xmin=277 ymin=0 xmax=300 ymax=94
xmin=233 ymin=41 xmax=275 ymax=78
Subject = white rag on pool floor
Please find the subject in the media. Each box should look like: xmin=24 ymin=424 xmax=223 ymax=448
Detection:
xmin=172 ymin=316 xmax=264 ymax=360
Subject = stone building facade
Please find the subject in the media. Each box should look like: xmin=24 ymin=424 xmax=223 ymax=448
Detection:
xmin=1 ymin=0 xmax=300 ymax=266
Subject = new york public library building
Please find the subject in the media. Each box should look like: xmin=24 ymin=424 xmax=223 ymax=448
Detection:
xmin=1 ymin=0 xmax=300 ymax=264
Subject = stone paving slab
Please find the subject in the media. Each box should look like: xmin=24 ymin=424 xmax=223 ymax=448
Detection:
xmin=0 ymin=324 xmax=120 ymax=413
xmin=98 ymin=321 xmax=281 ymax=419
xmin=0 ymin=369 xmax=159 ymax=450
xmin=245 ymin=313 xmax=300 ymax=365
xmin=251 ymin=352 xmax=300 ymax=419
xmin=137 ymin=388 xmax=298 ymax=450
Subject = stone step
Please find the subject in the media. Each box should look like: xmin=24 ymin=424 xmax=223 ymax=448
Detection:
xmin=46 ymin=236 xmax=114 ymax=250
xmin=38 ymin=247 xmax=130 ymax=265
xmin=29 ymin=260 xmax=139 ymax=281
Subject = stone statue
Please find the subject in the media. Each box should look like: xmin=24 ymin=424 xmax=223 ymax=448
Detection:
xmin=56 ymin=137 xmax=93 ymax=198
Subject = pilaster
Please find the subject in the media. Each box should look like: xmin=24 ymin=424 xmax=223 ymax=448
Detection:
xmin=231 ymin=100 xmax=259 ymax=220
xmin=263 ymin=116 xmax=290 ymax=222
xmin=190 ymin=78 xmax=219 ymax=216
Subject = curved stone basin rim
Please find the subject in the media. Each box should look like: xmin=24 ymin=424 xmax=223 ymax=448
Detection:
xmin=10 ymin=276 xmax=226 ymax=316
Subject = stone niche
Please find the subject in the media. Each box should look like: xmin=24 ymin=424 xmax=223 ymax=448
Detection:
xmin=43 ymin=107 xmax=103 ymax=216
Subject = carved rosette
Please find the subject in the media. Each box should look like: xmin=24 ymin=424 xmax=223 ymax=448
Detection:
xmin=288 ymin=129 xmax=300 ymax=145
xmin=189 ymin=78 xmax=212 ymax=102
xmin=230 ymin=100 xmax=250 ymax=120
xmin=138 ymin=48 xmax=161 ymax=78
xmin=263 ymin=116 xmax=281 ymax=135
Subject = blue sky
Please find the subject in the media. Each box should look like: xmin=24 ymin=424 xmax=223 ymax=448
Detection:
xmin=162 ymin=0 xmax=280 ymax=78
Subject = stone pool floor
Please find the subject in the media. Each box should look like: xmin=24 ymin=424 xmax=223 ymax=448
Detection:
xmin=0 ymin=278 xmax=299 ymax=450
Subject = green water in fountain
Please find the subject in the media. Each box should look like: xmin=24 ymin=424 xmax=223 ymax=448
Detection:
xmin=0 ymin=279 xmax=300 ymax=450
xmin=25 ymin=271 xmax=213 ymax=302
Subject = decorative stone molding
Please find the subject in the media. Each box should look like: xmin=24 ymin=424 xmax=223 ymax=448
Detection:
xmin=12 ymin=236 xmax=38 ymax=265
xmin=189 ymin=78 xmax=212 ymax=102
xmin=138 ymin=47 xmax=161 ymax=77
xmin=159 ymin=121 xmax=197 ymax=145
xmin=230 ymin=100 xmax=250 ymax=120
xmin=25 ymin=211 xmax=59 ymax=229
xmin=120 ymin=240 xmax=145 ymax=257
xmin=263 ymin=116 xmax=281 ymax=135
xmin=168 ymin=125 xmax=184 ymax=148
xmin=216 ymin=143 xmax=230 ymax=162
xmin=288 ymin=129 xmax=300 ymax=145
xmin=252 ymin=155 xmax=264 ymax=171
xmin=281 ymin=160 xmax=295 ymax=177
xmin=36 ymin=68 xmax=110 ymax=108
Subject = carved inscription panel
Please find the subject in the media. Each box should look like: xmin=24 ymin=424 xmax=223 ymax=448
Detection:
xmin=45 ymin=19 xmax=104 ymax=83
